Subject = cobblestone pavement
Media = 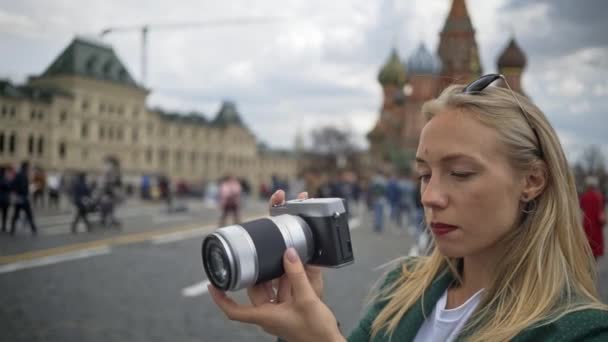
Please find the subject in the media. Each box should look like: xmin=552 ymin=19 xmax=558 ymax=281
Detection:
xmin=0 ymin=201 xmax=606 ymax=341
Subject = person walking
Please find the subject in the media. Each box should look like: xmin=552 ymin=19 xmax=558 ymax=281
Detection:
xmin=9 ymin=161 xmax=38 ymax=236
xmin=0 ymin=166 xmax=11 ymax=232
xmin=31 ymin=166 xmax=46 ymax=208
xmin=386 ymin=174 xmax=402 ymax=228
xmin=70 ymin=172 xmax=92 ymax=233
xmin=47 ymin=172 xmax=61 ymax=210
xmin=218 ymin=175 xmax=242 ymax=226
xmin=580 ymin=175 xmax=605 ymax=260
xmin=370 ymin=170 xmax=387 ymax=233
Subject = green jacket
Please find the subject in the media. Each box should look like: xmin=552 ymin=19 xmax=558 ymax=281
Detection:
xmin=347 ymin=261 xmax=608 ymax=342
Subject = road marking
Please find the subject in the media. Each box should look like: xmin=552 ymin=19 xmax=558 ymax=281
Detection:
xmin=182 ymin=280 xmax=211 ymax=297
xmin=349 ymin=217 xmax=360 ymax=230
xmin=0 ymin=214 xmax=264 ymax=269
xmin=0 ymin=246 xmax=111 ymax=274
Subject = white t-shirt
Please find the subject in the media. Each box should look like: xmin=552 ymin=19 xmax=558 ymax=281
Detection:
xmin=413 ymin=288 xmax=485 ymax=342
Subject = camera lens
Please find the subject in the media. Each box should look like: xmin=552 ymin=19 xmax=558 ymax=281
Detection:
xmin=201 ymin=215 xmax=314 ymax=291
xmin=202 ymin=235 xmax=233 ymax=290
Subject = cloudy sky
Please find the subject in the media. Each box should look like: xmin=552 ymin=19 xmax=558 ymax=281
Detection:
xmin=1 ymin=0 xmax=607 ymax=165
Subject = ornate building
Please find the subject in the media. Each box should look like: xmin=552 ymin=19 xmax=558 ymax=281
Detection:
xmin=0 ymin=36 xmax=297 ymax=192
xmin=368 ymin=0 xmax=528 ymax=169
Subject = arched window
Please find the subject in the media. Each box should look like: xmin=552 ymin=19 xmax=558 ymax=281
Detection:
xmin=103 ymin=60 xmax=113 ymax=77
xmin=28 ymin=135 xmax=35 ymax=155
xmin=38 ymin=136 xmax=44 ymax=156
xmin=58 ymin=142 xmax=66 ymax=159
xmin=8 ymin=133 xmax=16 ymax=154
xmin=81 ymin=122 xmax=88 ymax=138
xmin=85 ymin=56 xmax=97 ymax=75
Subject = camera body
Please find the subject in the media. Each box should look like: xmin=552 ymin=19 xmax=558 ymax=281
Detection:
xmin=201 ymin=197 xmax=354 ymax=291
xmin=269 ymin=198 xmax=354 ymax=267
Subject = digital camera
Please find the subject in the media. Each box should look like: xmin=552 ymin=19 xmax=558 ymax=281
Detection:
xmin=201 ymin=198 xmax=354 ymax=291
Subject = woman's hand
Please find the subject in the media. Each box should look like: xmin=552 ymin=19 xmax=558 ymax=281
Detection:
xmin=207 ymin=189 xmax=342 ymax=341
xmin=208 ymin=247 xmax=344 ymax=342
xmin=265 ymin=190 xmax=324 ymax=299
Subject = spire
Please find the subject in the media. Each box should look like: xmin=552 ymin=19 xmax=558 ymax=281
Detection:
xmin=437 ymin=0 xmax=481 ymax=83
xmin=446 ymin=0 xmax=471 ymax=23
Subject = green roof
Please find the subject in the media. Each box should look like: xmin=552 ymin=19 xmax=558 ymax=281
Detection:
xmin=378 ymin=48 xmax=407 ymax=87
xmin=152 ymin=107 xmax=209 ymax=126
xmin=40 ymin=36 xmax=140 ymax=88
xmin=211 ymin=100 xmax=245 ymax=128
xmin=0 ymin=79 xmax=72 ymax=103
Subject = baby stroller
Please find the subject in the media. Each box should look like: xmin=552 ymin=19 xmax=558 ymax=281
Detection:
xmin=96 ymin=184 xmax=122 ymax=229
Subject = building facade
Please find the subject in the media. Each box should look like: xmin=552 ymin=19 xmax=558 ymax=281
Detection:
xmin=0 ymin=37 xmax=297 ymax=193
xmin=368 ymin=0 xmax=527 ymax=170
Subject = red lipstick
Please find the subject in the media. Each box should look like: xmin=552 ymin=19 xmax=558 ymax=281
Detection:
xmin=430 ymin=222 xmax=458 ymax=236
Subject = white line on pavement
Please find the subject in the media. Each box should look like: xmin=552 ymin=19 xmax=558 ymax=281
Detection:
xmin=349 ymin=218 xmax=360 ymax=230
xmin=182 ymin=280 xmax=211 ymax=297
xmin=0 ymin=246 xmax=112 ymax=274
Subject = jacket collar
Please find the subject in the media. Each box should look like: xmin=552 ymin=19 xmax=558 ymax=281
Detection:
xmin=374 ymin=269 xmax=454 ymax=341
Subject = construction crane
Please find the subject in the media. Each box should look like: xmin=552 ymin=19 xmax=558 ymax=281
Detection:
xmin=99 ymin=17 xmax=284 ymax=85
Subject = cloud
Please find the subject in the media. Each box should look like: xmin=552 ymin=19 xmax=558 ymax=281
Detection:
xmin=0 ymin=0 xmax=606 ymax=167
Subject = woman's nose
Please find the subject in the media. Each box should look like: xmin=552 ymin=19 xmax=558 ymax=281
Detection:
xmin=421 ymin=177 xmax=448 ymax=209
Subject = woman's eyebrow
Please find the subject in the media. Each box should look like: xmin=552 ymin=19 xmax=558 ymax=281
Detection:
xmin=415 ymin=153 xmax=480 ymax=165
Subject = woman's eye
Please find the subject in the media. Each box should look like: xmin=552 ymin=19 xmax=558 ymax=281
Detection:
xmin=451 ymin=172 xmax=475 ymax=179
xmin=418 ymin=174 xmax=431 ymax=182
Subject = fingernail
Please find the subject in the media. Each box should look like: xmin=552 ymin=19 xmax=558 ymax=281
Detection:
xmin=286 ymin=247 xmax=299 ymax=263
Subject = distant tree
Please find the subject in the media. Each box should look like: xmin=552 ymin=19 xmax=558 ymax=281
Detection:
xmin=310 ymin=125 xmax=356 ymax=156
xmin=578 ymin=145 xmax=607 ymax=194
xmin=580 ymin=145 xmax=605 ymax=175
xmin=308 ymin=125 xmax=360 ymax=171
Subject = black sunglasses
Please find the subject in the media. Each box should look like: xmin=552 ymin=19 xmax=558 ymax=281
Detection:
xmin=463 ymin=74 xmax=544 ymax=159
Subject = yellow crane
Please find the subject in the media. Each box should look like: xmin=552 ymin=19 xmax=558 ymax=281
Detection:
xmin=99 ymin=17 xmax=284 ymax=85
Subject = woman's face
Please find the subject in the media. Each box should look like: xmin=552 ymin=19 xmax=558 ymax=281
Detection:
xmin=415 ymin=108 xmax=525 ymax=258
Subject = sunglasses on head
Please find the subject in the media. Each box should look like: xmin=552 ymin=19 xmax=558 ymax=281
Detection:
xmin=463 ymin=74 xmax=544 ymax=159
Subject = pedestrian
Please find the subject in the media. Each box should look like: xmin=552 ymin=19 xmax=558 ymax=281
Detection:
xmin=158 ymin=175 xmax=172 ymax=212
xmin=70 ymin=172 xmax=92 ymax=233
xmin=218 ymin=175 xmax=242 ymax=226
xmin=398 ymin=173 xmax=416 ymax=233
xmin=370 ymin=170 xmax=387 ymax=233
xmin=208 ymin=75 xmax=608 ymax=341
xmin=99 ymin=157 xmax=122 ymax=228
xmin=0 ymin=166 xmax=11 ymax=232
xmin=9 ymin=161 xmax=38 ymax=236
xmin=386 ymin=174 xmax=402 ymax=227
xmin=580 ymin=175 xmax=605 ymax=261
xmin=31 ymin=166 xmax=46 ymax=208
xmin=47 ymin=172 xmax=61 ymax=210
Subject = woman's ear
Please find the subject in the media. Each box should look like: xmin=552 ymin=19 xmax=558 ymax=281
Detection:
xmin=521 ymin=162 xmax=547 ymax=201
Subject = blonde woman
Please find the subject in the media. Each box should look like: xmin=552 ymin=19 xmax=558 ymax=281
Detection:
xmin=208 ymin=74 xmax=608 ymax=341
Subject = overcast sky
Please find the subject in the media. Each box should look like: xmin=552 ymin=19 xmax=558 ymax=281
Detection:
xmin=1 ymin=0 xmax=607 ymax=165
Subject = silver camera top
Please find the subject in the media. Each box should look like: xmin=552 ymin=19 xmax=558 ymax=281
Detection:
xmin=269 ymin=197 xmax=346 ymax=218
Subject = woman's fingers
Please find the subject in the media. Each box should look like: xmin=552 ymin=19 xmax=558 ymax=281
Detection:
xmin=276 ymin=274 xmax=292 ymax=303
xmin=305 ymin=265 xmax=324 ymax=299
xmin=247 ymin=282 xmax=276 ymax=307
xmin=296 ymin=192 xmax=309 ymax=200
xmin=269 ymin=190 xmax=285 ymax=208
xmin=283 ymin=248 xmax=316 ymax=301
xmin=208 ymin=285 xmax=270 ymax=324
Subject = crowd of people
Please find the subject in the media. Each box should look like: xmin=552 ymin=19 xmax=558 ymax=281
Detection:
xmin=0 ymin=157 xmax=125 ymax=236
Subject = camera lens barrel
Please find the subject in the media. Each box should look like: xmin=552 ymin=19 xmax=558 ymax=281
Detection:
xmin=202 ymin=214 xmax=313 ymax=291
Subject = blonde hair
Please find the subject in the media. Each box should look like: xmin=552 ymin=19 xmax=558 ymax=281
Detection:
xmin=370 ymin=84 xmax=607 ymax=341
